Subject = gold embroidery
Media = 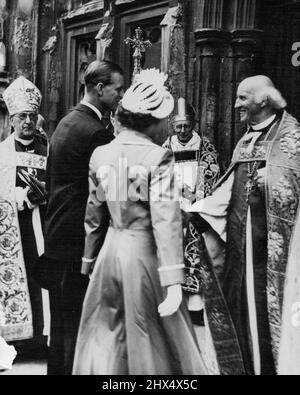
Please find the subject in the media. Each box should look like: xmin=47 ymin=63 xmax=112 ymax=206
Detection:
xmin=239 ymin=146 xmax=267 ymax=161
xmin=16 ymin=152 xmax=47 ymax=170
xmin=0 ymin=200 xmax=33 ymax=338
xmin=280 ymin=130 xmax=300 ymax=159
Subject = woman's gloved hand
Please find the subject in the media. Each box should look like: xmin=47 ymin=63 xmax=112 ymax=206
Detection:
xmin=158 ymin=284 xmax=183 ymax=317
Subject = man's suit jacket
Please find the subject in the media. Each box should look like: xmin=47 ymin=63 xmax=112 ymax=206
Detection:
xmin=44 ymin=104 xmax=114 ymax=265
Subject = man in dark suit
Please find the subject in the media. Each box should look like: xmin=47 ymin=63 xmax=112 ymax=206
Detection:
xmin=44 ymin=60 xmax=124 ymax=375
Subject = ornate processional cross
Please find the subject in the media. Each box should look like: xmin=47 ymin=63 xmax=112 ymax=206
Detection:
xmin=125 ymin=27 xmax=152 ymax=83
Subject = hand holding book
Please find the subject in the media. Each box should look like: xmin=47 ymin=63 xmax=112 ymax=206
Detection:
xmin=18 ymin=169 xmax=47 ymax=206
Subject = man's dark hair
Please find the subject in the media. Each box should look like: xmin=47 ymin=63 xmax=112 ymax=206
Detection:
xmin=84 ymin=61 xmax=124 ymax=89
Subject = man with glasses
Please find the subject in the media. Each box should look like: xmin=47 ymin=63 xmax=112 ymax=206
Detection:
xmin=0 ymin=76 xmax=48 ymax=352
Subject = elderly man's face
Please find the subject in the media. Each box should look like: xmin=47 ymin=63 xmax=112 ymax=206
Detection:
xmin=173 ymin=120 xmax=194 ymax=144
xmin=11 ymin=112 xmax=38 ymax=140
xmin=235 ymin=84 xmax=263 ymax=124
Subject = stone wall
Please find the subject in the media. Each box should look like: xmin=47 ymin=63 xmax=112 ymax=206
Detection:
xmin=1 ymin=0 xmax=297 ymax=170
xmin=186 ymin=0 xmax=264 ymax=171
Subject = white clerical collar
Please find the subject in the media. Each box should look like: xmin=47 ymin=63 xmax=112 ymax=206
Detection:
xmin=174 ymin=131 xmax=200 ymax=149
xmin=251 ymin=114 xmax=276 ymax=131
xmin=81 ymin=100 xmax=102 ymax=121
xmin=15 ymin=136 xmax=34 ymax=146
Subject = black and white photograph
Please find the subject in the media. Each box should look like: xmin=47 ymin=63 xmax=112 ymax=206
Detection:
xmin=0 ymin=0 xmax=300 ymax=377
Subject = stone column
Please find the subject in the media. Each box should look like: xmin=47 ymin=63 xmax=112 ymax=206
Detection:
xmin=229 ymin=0 xmax=264 ymax=154
xmin=160 ymin=2 xmax=185 ymax=99
xmin=190 ymin=0 xmax=264 ymax=171
xmin=195 ymin=29 xmax=230 ymax=150
xmin=7 ymin=0 xmax=39 ymax=80
xmin=37 ymin=0 xmax=67 ymax=136
xmin=192 ymin=0 xmax=227 ymax=153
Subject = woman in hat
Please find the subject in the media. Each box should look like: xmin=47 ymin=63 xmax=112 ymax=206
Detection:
xmin=73 ymin=69 xmax=207 ymax=376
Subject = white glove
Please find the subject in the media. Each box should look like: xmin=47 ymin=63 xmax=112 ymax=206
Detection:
xmin=15 ymin=187 xmax=36 ymax=211
xmin=15 ymin=187 xmax=30 ymax=211
xmin=0 ymin=336 xmax=17 ymax=371
xmin=158 ymin=284 xmax=183 ymax=317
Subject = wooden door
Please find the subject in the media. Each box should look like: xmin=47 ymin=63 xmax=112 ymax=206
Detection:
xmin=118 ymin=1 xmax=169 ymax=88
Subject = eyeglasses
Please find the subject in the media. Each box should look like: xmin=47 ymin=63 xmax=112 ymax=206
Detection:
xmin=14 ymin=113 xmax=38 ymax=122
xmin=173 ymin=122 xmax=193 ymax=133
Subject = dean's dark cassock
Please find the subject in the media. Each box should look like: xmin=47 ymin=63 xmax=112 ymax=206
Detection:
xmin=44 ymin=103 xmax=114 ymax=375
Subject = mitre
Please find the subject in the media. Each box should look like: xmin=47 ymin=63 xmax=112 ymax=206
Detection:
xmin=3 ymin=76 xmax=42 ymax=116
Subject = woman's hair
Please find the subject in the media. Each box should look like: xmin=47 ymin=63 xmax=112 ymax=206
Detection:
xmin=115 ymin=104 xmax=161 ymax=133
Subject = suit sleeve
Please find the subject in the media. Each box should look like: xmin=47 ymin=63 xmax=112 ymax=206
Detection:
xmin=89 ymin=128 xmax=114 ymax=154
xmin=150 ymin=150 xmax=186 ymax=288
xmin=82 ymin=152 xmax=110 ymax=272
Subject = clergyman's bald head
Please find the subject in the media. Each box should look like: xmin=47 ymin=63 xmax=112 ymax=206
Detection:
xmin=239 ymin=75 xmax=274 ymax=93
xmin=238 ymin=75 xmax=287 ymax=111
xmin=236 ymin=75 xmax=287 ymax=125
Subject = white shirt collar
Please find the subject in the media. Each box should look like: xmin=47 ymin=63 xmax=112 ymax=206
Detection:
xmin=251 ymin=114 xmax=276 ymax=131
xmin=81 ymin=100 xmax=102 ymax=121
xmin=15 ymin=136 xmax=34 ymax=146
